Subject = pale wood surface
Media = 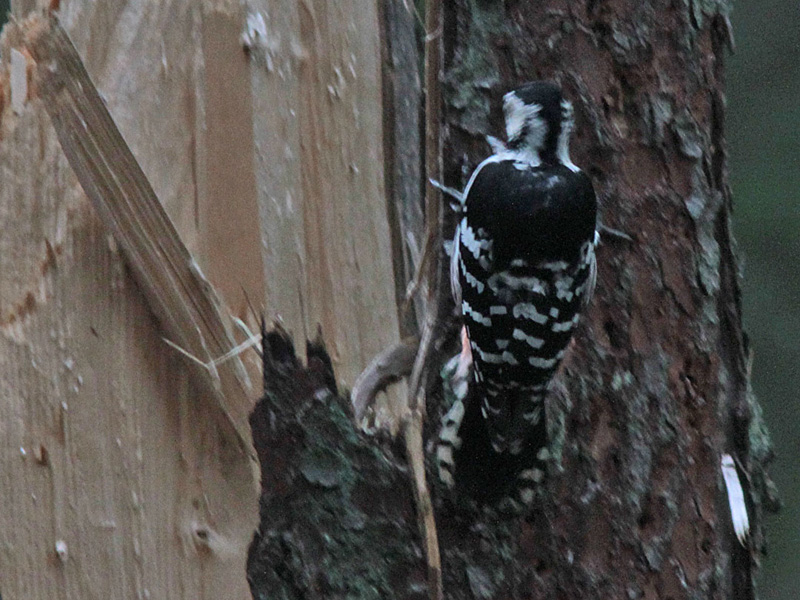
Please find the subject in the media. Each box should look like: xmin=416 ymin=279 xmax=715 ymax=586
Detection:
xmin=248 ymin=0 xmax=401 ymax=390
xmin=0 ymin=84 xmax=256 ymax=599
xmin=1 ymin=0 xmax=402 ymax=597
xmin=1 ymin=5 xmax=259 ymax=599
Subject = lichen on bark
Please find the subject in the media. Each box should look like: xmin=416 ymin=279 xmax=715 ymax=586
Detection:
xmin=247 ymin=331 xmax=426 ymax=600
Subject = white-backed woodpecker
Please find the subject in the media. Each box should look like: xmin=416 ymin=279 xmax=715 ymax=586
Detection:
xmin=438 ymin=81 xmax=598 ymax=508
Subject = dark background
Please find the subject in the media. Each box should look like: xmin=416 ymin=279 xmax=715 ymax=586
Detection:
xmin=0 ymin=1 xmax=795 ymax=597
xmin=727 ymin=2 xmax=800 ymax=599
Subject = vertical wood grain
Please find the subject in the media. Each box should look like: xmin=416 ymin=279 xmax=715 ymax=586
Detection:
xmin=248 ymin=0 xmax=402 ymax=390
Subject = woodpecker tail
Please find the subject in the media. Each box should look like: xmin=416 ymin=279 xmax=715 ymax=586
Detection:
xmin=478 ymin=382 xmax=548 ymax=456
xmin=437 ymin=356 xmax=551 ymax=510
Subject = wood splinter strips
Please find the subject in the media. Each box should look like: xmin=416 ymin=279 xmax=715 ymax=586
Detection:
xmin=21 ymin=14 xmax=255 ymax=450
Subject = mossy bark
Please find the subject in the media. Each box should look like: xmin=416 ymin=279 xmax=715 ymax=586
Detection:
xmin=247 ymin=330 xmax=427 ymax=600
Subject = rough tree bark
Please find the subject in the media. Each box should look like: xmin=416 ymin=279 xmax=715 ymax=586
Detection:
xmin=247 ymin=1 xmax=778 ymax=600
xmin=436 ymin=0 xmax=778 ymax=598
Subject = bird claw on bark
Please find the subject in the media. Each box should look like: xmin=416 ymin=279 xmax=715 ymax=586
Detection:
xmin=429 ymin=178 xmax=464 ymax=208
xmin=598 ymin=222 xmax=634 ymax=242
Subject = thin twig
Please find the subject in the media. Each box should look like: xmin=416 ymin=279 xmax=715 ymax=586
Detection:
xmin=405 ymin=414 xmax=442 ymax=600
xmin=402 ymin=0 xmax=444 ymax=597
xmin=403 ymin=232 xmax=434 ymax=307
xmin=409 ymin=0 xmax=444 ymax=413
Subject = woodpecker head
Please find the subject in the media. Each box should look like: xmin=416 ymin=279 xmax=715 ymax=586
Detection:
xmin=503 ymin=81 xmax=575 ymax=168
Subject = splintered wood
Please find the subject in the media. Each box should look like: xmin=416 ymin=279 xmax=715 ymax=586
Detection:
xmin=21 ymin=15 xmax=255 ymax=444
xmin=1 ymin=11 xmax=258 ymax=600
xmin=2 ymin=2 xmax=408 ymax=599
xmin=248 ymin=0 xmax=403 ymax=398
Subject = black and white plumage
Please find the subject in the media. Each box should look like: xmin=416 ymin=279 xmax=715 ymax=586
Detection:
xmin=438 ymin=82 xmax=598 ymax=507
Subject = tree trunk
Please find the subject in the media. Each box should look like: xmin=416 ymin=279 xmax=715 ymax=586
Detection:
xmin=439 ymin=1 xmax=776 ymax=598
xmin=1 ymin=5 xmax=261 ymax=599
xmin=248 ymin=1 xmax=777 ymax=599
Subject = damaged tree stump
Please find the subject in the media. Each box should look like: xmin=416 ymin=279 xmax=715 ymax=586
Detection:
xmin=247 ymin=327 xmax=427 ymax=599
